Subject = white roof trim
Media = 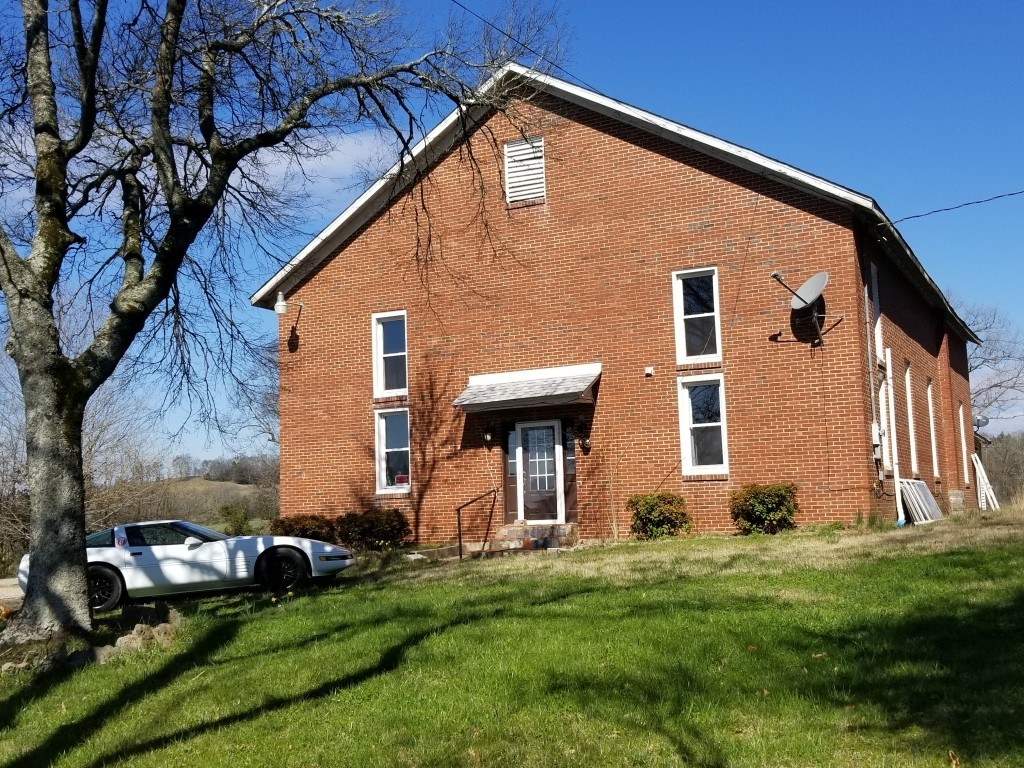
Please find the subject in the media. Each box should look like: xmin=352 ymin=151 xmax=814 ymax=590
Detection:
xmin=250 ymin=64 xmax=878 ymax=309
xmin=249 ymin=65 xmax=975 ymax=344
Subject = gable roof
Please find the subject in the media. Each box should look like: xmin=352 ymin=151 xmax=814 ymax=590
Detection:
xmin=250 ymin=63 xmax=978 ymax=344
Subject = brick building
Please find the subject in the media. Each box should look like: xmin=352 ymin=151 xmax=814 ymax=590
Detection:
xmin=252 ymin=65 xmax=978 ymax=544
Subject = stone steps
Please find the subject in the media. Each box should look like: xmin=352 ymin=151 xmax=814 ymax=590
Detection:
xmin=481 ymin=523 xmax=579 ymax=553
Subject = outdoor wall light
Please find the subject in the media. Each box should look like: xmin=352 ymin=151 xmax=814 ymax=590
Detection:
xmin=579 ymin=436 xmax=592 ymax=450
xmin=482 ymin=424 xmax=495 ymax=444
xmin=274 ymin=291 xmax=288 ymax=315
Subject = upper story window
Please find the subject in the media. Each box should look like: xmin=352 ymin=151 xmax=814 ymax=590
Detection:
xmin=904 ymin=362 xmax=919 ymax=475
xmin=870 ymin=263 xmax=883 ymax=365
xmin=678 ymin=373 xmax=729 ymax=474
xmin=504 ymin=137 xmax=545 ymax=204
xmin=673 ymin=267 xmax=721 ymax=364
xmin=926 ymin=379 xmax=940 ymax=477
xmin=372 ymin=310 xmax=407 ymax=397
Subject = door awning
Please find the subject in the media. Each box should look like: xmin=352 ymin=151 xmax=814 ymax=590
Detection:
xmin=453 ymin=363 xmax=602 ymax=413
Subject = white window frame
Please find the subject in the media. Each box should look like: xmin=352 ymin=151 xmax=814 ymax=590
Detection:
xmin=904 ymin=362 xmax=918 ymax=475
xmin=375 ymin=407 xmax=411 ymax=494
xmin=672 ymin=267 xmax=722 ymax=365
xmin=504 ymin=137 xmax=545 ymax=203
xmin=870 ymin=263 xmax=883 ymax=365
xmin=372 ymin=310 xmax=407 ymax=398
xmin=878 ymin=378 xmax=891 ymax=469
xmin=677 ymin=373 xmax=729 ymax=475
xmin=926 ymin=379 xmax=939 ymax=477
xmin=958 ymin=402 xmax=970 ymax=487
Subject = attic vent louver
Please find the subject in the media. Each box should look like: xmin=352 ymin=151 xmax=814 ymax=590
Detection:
xmin=504 ymin=137 xmax=545 ymax=203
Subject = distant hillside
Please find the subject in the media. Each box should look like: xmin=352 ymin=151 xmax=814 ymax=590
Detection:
xmin=156 ymin=477 xmax=277 ymax=524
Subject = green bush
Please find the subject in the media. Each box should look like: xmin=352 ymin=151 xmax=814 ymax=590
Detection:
xmin=730 ymin=483 xmax=798 ymax=535
xmin=628 ymin=492 xmax=690 ymax=540
xmin=269 ymin=514 xmax=337 ymax=543
xmin=218 ymin=503 xmax=254 ymax=536
xmin=336 ymin=508 xmax=411 ymax=552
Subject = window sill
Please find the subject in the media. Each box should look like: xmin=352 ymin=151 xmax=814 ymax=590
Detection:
xmin=506 ymin=197 xmax=545 ymax=210
xmin=682 ymin=473 xmax=729 ymax=482
xmin=676 ymin=360 xmax=723 ymax=373
xmin=376 ymin=487 xmax=411 ymax=496
xmin=373 ymin=394 xmax=408 ymax=406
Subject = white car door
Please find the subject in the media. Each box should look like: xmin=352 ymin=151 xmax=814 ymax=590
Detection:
xmin=121 ymin=523 xmax=229 ymax=595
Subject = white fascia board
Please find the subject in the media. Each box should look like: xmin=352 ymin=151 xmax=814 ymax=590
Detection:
xmin=250 ymin=102 xmax=492 ymax=308
xmin=867 ymin=202 xmax=980 ymax=344
xmin=511 ymin=64 xmax=874 ymax=211
xmin=250 ymin=62 xmax=874 ymax=308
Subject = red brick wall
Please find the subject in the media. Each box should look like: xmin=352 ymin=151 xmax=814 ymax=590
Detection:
xmin=276 ymin=94 xmax=973 ymax=542
xmin=862 ymin=238 xmax=976 ymax=514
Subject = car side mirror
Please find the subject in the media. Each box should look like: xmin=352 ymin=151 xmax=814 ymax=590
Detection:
xmin=184 ymin=536 xmax=203 ymax=547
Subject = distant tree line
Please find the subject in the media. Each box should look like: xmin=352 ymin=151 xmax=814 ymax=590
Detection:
xmin=175 ymin=454 xmax=279 ymax=487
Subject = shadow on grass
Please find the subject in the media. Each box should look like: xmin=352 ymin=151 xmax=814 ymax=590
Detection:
xmin=3 ymin=619 xmax=244 ymax=768
xmin=810 ymin=583 xmax=1024 ymax=761
xmin=2 ymin=582 xmax=607 ymax=768
xmin=545 ymin=663 xmax=729 ymax=768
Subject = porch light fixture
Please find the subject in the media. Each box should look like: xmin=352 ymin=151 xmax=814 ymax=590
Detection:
xmin=274 ymin=291 xmax=288 ymax=315
xmin=482 ymin=424 xmax=495 ymax=444
xmin=579 ymin=436 xmax=592 ymax=450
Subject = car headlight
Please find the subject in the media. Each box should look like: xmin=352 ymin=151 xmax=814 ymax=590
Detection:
xmin=318 ymin=554 xmax=353 ymax=562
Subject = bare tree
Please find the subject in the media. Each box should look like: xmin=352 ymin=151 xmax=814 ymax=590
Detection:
xmin=955 ymin=298 xmax=1024 ymax=422
xmin=0 ymin=0 xmax=558 ymax=643
xmin=221 ymin=339 xmax=281 ymax=449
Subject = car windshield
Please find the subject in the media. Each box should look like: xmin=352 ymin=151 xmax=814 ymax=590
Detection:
xmin=172 ymin=521 xmax=230 ymax=542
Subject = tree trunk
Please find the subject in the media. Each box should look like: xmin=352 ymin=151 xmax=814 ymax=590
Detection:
xmin=2 ymin=371 xmax=90 ymax=642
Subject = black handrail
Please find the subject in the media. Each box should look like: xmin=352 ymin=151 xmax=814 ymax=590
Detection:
xmin=456 ymin=487 xmax=498 ymax=559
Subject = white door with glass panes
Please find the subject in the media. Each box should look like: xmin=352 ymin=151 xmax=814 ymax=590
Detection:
xmin=515 ymin=420 xmax=565 ymax=523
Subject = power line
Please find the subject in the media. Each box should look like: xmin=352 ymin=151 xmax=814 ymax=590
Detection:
xmin=452 ymin=0 xmax=1024 ymax=231
xmin=448 ymin=0 xmax=602 ymax=94
xmin=890 ymin=189 xmax=1024 ymax=225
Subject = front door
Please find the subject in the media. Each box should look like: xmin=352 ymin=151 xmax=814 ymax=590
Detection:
xmin=516 ymin=420 xmax=565 ymax=523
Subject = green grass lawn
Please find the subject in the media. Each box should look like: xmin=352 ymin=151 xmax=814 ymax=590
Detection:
xmin=2 ymin=510 xmax=1023 ymax=767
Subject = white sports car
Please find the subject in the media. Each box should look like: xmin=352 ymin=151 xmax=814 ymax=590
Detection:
xmin=18 ymin=520 xmax=357 ymax=612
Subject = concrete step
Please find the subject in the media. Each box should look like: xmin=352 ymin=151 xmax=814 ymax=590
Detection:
xmin=485 ymin=523 xmax=578 ymax=551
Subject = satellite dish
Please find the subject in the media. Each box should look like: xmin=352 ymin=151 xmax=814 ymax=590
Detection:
xmin=790 ymin=272 xmax=829 ymax=310
xmin=974 ymin=415 xmax=990 ymax=429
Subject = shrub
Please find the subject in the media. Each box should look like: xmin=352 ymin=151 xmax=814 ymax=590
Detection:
xmin=269 ymin=514 xmax=337 ymax=543
xmin=218 ymin=503 xmax=254 ymax=536
xmin=336 ymin=507 xmax=411 ymax=552
xmin=628 ymin=492 xmax=690 ymax=540
xmin=730 ymin=483 xmax=798 ymax=535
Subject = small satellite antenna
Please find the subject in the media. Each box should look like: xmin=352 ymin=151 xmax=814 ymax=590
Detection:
xmin=770 ymin=271 xmax=831 ymax=346
xmin=790 ymin=272 xmax=829 ymax=310
xmin=973 ymin=415 xmax=990 ymax=430
xmin=771 ymin=271 xmax=829 ymax=309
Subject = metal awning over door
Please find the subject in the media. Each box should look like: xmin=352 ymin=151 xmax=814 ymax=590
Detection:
xmin=452 ymin=363 xmax=601 ymax=413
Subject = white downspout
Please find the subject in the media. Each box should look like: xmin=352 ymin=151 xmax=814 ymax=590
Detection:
xmin=885 ymin=347 xmax=906 ymax=526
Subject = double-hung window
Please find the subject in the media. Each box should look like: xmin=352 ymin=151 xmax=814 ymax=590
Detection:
xmin=372 ymin=310 xmax=407 ymax=397
xmin=926 ymin=379 xmax=939 ymax=477
xmin=673 ymin=268 xmax=721 ymax=364
xmin=376 ymin=408 xmax=410 ymax=493
xmin=678 ymin=373 xmax=728 ymax=474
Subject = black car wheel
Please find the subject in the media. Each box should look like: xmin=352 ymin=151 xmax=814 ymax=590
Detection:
xmin=259 ymin=548 xmax=307 ymax=591
xmin=88 ymin=565 xmax=123 ymax=613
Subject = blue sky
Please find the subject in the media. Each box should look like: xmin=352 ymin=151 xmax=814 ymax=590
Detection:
xmin=552 ymin=0 xmax=1024 ymax=318
xmin=186 ymin=0 xmax=1024 ymax=456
